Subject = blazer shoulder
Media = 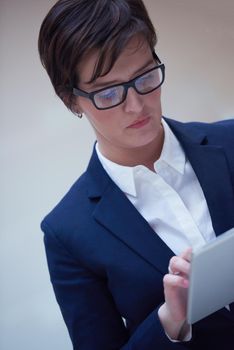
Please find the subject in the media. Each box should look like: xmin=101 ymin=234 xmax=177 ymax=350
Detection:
xmin=204 ymin=117 xmax=234 ymax=132
xmin=166 ymin=116 xmax=234 ymax=144
xmin=41 ymin=170 xmax=91 ymax=233
xmin=204 ymin=118 xmax=234 ymax=146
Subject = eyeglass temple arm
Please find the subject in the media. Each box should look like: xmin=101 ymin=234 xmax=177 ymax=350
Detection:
xmin=153 ymin=51 xmax=162 ymax=64
xmin=73 ymin=86 xmax=88 ymax=97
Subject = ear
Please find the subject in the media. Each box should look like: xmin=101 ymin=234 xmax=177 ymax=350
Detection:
xmin=60 ymin=91 xmax=83 ymax=117
xmin=73 ymin=99 xmax=84 ymax=116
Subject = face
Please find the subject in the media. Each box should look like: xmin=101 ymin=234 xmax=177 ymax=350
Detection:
xmin=76 ymin=36 xmax=163 ymax=163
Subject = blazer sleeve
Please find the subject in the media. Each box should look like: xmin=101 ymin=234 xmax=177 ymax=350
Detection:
xmin=42 ymin=220 xmax=189 ymax=350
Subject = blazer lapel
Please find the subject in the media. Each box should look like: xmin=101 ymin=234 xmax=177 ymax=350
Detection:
xmin=93 ymin=183 xmax=174 ymax=274
xmin=166 ymin=118 xmax=234 ymax=235
xmin=86 ymin=146 xmax=174 ymax=275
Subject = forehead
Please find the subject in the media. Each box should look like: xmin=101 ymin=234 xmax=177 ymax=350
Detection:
xmin=78 ymin=36 xmax=153 ymax=87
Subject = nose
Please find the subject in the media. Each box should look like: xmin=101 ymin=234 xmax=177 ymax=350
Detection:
xmin=123 ymin=87 xmax=144 ymax=114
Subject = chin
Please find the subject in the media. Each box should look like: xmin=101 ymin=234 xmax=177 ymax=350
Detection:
xmin=129 ymin=134 xmax=159 ymax=149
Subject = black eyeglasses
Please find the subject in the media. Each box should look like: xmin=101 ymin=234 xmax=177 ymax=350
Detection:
xmin=72 ymin=52 xmax=165 ymax=110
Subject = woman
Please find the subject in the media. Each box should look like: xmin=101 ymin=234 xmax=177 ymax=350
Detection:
xmin=38 ymin=0 xmax=234 ymax=349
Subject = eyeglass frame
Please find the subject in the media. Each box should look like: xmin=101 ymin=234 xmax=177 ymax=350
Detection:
xmin=72 ymin=52 xmax=165 ymax=110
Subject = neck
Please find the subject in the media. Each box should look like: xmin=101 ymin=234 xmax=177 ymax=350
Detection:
xmin=98 ymin=126 xmax=164 ymax=171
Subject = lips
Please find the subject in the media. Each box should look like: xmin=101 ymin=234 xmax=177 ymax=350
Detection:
xmin=127 ymin=116 xmax=151 ymax=129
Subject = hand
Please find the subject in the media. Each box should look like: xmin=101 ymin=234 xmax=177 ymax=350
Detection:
xmin=158 ymin=247 xmax=192 ymax=340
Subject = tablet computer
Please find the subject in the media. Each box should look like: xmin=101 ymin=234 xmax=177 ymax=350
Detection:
xmin=187 ymin=227 xmax=234 ymax=324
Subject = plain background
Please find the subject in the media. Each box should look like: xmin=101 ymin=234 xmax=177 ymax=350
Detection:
xmin=0 ymin=0 xmax=233 ymax=349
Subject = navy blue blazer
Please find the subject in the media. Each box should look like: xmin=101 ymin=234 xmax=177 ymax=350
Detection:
xmin=41 ymin=118 xmax=234 ymax=350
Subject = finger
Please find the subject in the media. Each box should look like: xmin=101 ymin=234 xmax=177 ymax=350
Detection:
xmin=179 ymin=247 xmax=193 ymax=262
xmin=163 ymin=274 xmax=189 ymax=321
xmin=163 ymin=273 xmax=189 ymax=289
xmin=169 ymin=256 xmax=190 ymax=276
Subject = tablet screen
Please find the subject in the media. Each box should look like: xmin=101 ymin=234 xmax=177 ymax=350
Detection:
xmin=187 ymin=227 xmax=234 ymax=324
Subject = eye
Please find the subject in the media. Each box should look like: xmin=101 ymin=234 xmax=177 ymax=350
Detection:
xmin=94 ymin=86 xmax=124 ymax=108
xmin=138 ymin=72 xmax=154 ymax=85
xmin=135 ymin=69 xmax=160 ymax=93
xmin=98 ymin=88 xmax=118 ymax=101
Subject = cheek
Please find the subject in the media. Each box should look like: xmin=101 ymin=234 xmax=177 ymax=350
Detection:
xmin=80 ymin=98 xmax=119 ymax=126
xmin=83 ymin=104 xmax=118 ymax=132
xmin=148 ymin=88 xmax=161 ymax=106
xmin=78 ymin=99 xmax=101 ymax=123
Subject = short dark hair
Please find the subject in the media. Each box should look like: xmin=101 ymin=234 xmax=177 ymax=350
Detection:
xmin=38 ymin=0 xmax=157 ymax=113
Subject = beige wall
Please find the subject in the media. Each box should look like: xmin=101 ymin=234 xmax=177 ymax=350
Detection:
xmin=145 ymin=0 xmax=234 ymax=121
xmin=0 ymin=1 xmax=233 ymax=349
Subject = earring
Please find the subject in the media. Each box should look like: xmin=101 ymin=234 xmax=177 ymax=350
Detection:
xmin=75 ymin=112 xmax=83 ymax=118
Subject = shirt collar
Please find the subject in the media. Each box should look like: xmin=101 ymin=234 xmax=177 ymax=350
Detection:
xmin=95 ymin=118 xmax=186 ymax=197
xmin=155 ymin=119 xmax=186 ymax=175
xmin=95 ymin=144 xmax=137 ymax=197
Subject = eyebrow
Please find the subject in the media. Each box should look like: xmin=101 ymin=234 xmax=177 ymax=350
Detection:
xmin=85 ymin=57 xmax=155 ymax=90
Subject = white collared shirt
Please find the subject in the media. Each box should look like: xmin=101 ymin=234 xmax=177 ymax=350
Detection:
xmin=96 ymin=119 xmax=216 ymax=255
